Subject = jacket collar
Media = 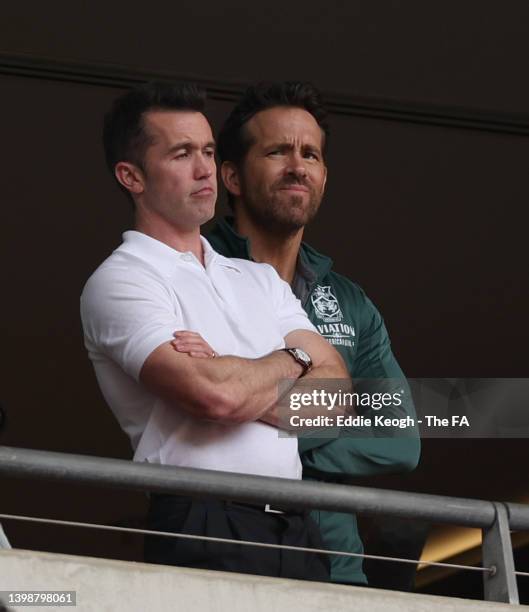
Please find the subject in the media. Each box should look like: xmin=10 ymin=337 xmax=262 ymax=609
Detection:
xmin=208 ymin=216 xmax=334 ymax=282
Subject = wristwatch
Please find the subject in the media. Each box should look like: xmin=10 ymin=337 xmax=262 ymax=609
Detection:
xmin=281 ymin=347 xmax=313 ymax=377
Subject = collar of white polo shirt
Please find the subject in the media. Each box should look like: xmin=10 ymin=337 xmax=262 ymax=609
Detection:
xmin=119 ymin=230 xmax=242 ymax=278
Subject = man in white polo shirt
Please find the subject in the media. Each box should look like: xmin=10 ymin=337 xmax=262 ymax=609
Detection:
xmin=81 ymin=82 xmax=349 ymax=581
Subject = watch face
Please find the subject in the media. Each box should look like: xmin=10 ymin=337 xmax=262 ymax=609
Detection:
xmin=292 ymin=348 xmax=312 ymax=368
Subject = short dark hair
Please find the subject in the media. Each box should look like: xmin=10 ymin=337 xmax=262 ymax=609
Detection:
xmin=103 ymin=81 xmax=207 ymax=201
xmin=217 ymin=81 xmax=329 ymax=168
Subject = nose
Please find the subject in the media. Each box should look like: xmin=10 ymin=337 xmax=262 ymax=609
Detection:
xmin=285 ymin=152 xmax=307 ymax=179
xmin=194 ymin=152 xmax=215 ymax=179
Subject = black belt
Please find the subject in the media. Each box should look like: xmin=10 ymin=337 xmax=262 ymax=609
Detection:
xmin=227 ymin=500 xmax=308 ymax=516
xmin=150 ymin=494 xmax=303 ymax=516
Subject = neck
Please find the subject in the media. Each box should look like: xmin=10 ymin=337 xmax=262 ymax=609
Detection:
xmin=233 ymin=208 xmax=303 ymax=285
xmin=135 ymin=210 xmax=204 ymax=265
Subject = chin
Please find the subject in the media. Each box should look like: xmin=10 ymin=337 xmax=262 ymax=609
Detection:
xmin=198 ymin=205 xmax=216 ymax=226
xmin=276 ymin=207 xmax=317 ymax=229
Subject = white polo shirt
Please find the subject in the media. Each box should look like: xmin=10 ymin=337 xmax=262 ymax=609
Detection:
xmin=81 ymin=231 xmax=317 ymax=479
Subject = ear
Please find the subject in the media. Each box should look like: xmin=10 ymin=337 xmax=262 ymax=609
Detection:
xmin=114 ymin=161 xmax=145 ymax=195
xmin=321 ymin=164 xmax=328 ymax=196
xmin=221 ymin=161 xmax=242 ymax=198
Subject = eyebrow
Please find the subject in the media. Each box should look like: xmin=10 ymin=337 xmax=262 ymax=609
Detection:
xmin=166 ymin=140 xmax=216 ymax=155
xmin=265 ymin=142 xmax=322 ymax=154
xmin=265 ymin=141 xmax=293 ymax=150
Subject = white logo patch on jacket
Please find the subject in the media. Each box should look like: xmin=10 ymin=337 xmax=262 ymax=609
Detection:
xmin=311 ymin=285 xmax=343 ymax=322
xmin=311 ymin=285 xmax=355 ymax=347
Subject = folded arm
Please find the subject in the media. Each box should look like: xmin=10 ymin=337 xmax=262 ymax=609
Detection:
xmin=169 ymin=327 xmax=351 ymax=428
xmin=140 ymin=340 xmax=304 ymax=424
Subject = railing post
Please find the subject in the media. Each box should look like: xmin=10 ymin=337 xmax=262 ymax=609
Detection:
xmin=0 ymin=522 xmax=11 ymax=549
xmin=482 ymin=502 xmax=518 ymax=604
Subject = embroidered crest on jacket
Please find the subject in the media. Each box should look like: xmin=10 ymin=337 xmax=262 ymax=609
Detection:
xmin=311 ymin=285 xmax=343 ymax=323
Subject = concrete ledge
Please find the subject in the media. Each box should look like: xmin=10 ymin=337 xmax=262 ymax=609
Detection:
xmin=0 ymin=549 xmax=522 ymax=611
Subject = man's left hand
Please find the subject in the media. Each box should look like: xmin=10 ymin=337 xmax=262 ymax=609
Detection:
xmin=171 ymin=331 xmax=217 ymax=359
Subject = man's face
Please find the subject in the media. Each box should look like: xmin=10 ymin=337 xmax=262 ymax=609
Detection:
xmin=138 ymin=110 xmax=217 ymax=231
xmin=234 ymin=106 xmax=327 ymax=234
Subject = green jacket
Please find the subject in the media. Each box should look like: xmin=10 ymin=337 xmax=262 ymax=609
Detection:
xmin=208 ymin=217 xmax=420 ymax=585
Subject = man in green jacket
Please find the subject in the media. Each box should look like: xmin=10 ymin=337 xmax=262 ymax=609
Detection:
xmin=207 ymin=81 xmax=421 ymax=585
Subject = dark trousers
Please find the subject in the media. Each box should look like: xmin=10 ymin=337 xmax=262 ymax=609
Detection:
xmin=144 ymin=495 xmax=330 ymax=582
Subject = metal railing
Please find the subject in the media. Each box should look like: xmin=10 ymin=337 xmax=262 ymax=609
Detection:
xmin=0 ymin=445 xmax=528 ymax=605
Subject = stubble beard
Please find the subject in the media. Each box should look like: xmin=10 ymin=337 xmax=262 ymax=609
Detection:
xmin=241 ymin=181 xmax=322 ymax=237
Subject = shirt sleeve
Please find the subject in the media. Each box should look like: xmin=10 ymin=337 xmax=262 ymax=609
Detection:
xmin=81 ymin=264 xmax=184 ymax=382
xmin=265 ymin=264 xmax=318 ymax=337
xmin=299 ymin=283 xmax=421 ymax=477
